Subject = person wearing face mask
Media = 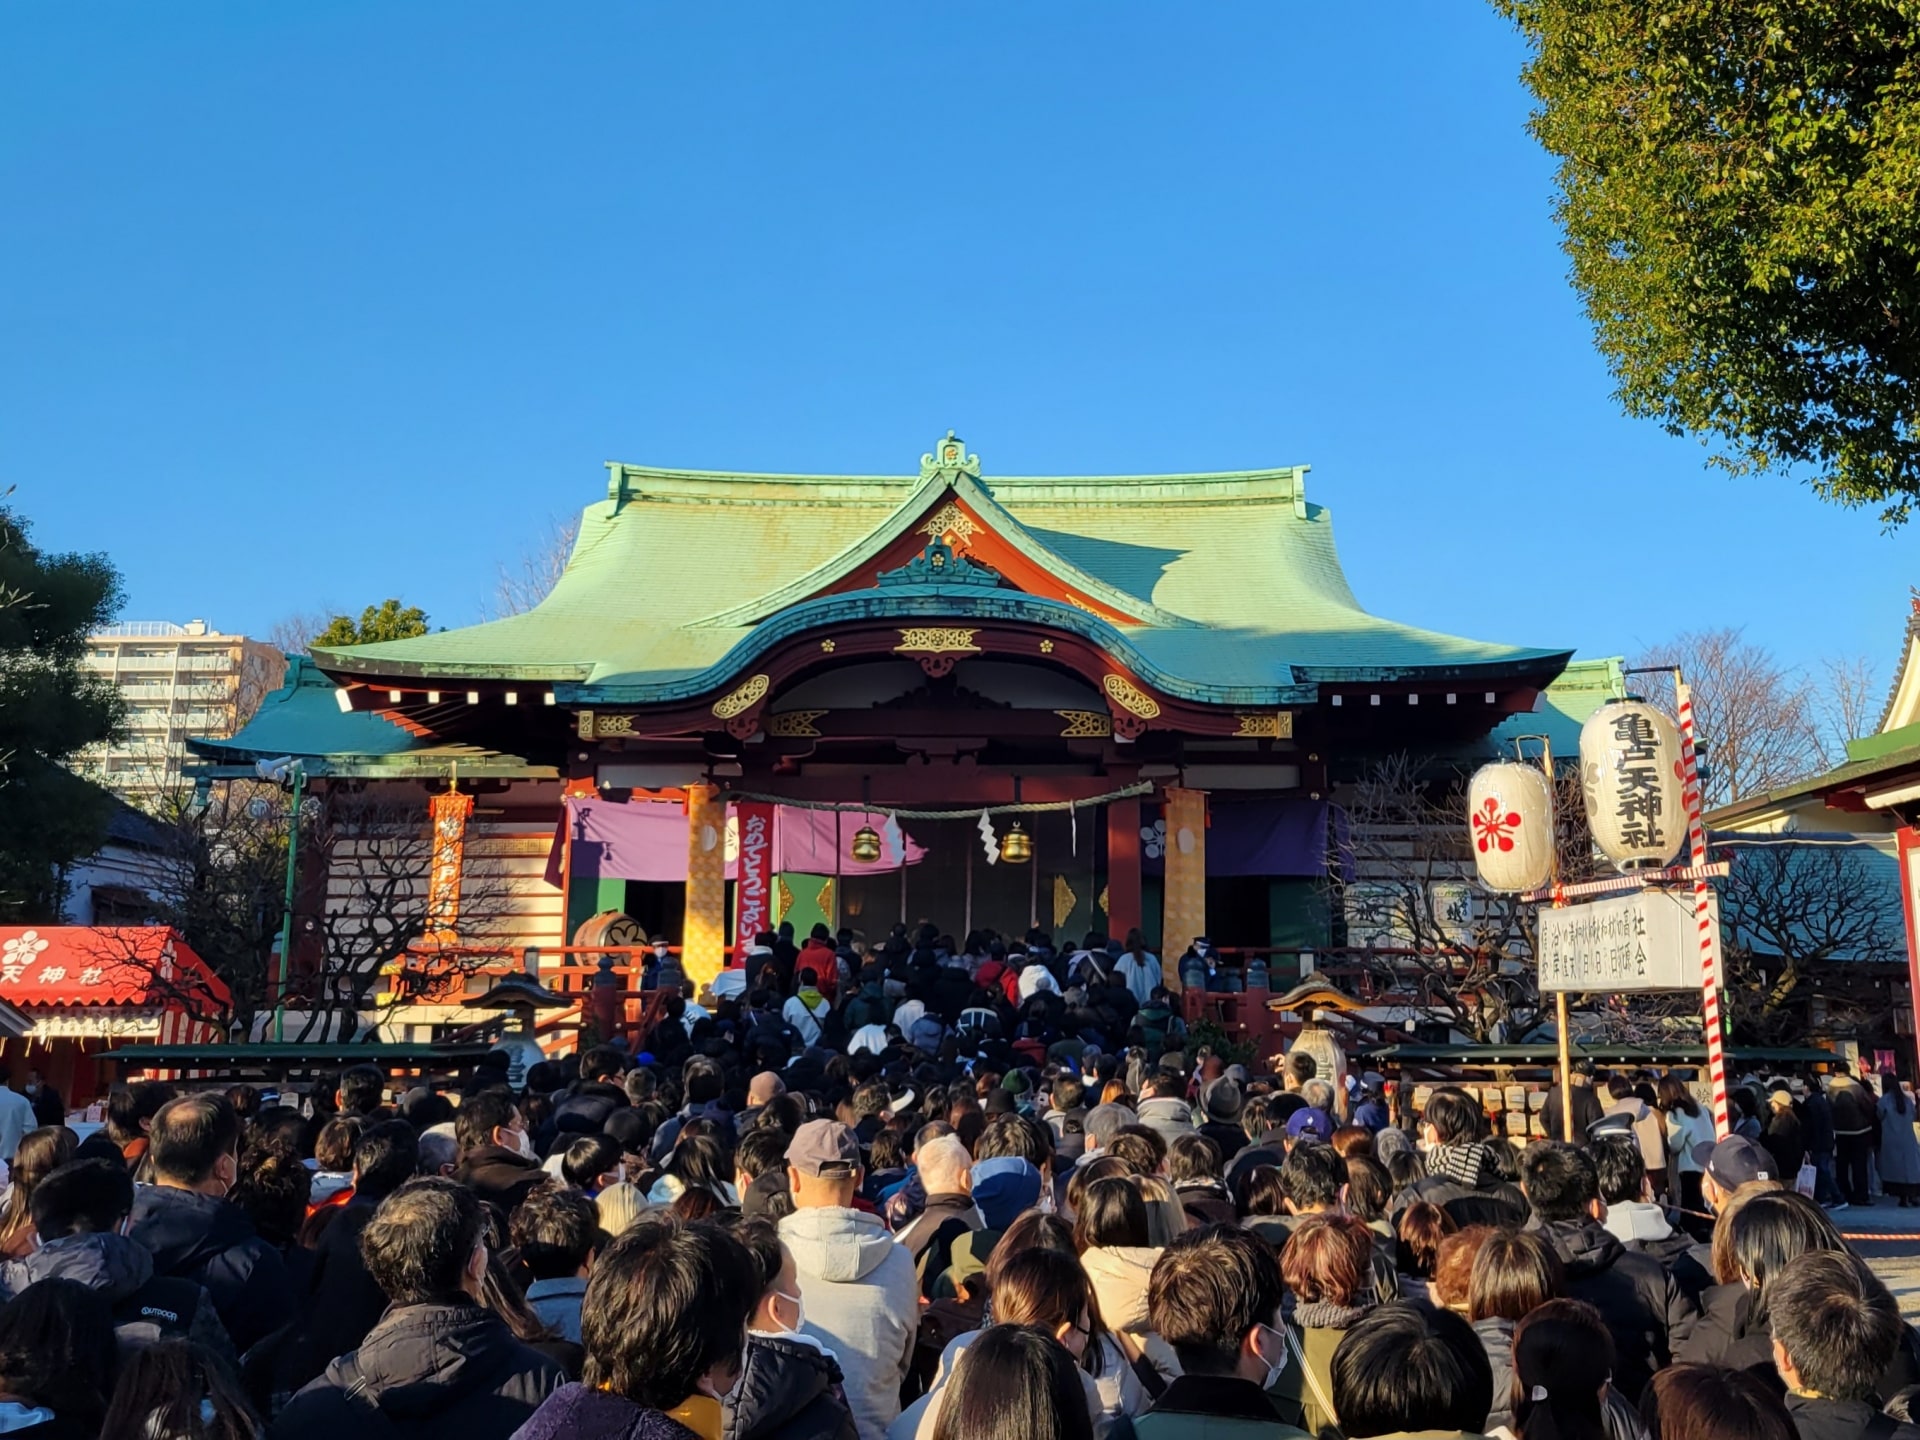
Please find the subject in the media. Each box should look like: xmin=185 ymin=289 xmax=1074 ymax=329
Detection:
xmin=272 ymin=1178 xmax=565 ymax=1440
xmin=723 ymin=1217 xmax=857 ymax=1440
xmin=126 ymin=1092 xmax=296 ymax=1355
xmin=1131 ymin=1226 xmax=1309 ymax=1440
xmin=450 ymin=1087 xmax=546 ymax=1217
xmin=513 ymin=1219 xmax=761 ymax=1440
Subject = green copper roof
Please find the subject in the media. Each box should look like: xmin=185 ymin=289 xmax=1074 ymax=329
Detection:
xmin=186 ymin=658 xmax=549 ymax=779
xmin=314 ymin=437 xmax=1570 ymax=706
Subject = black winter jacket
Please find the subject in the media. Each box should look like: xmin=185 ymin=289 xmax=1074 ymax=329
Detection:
xmin=549 ymin=1081 xmax=630 ymax=1140
xmin=723 ymin=1333 xmax=858 ymax=1440
xmin=129 ymin=1183 xmax=295 ymax=1355
xmin=1786 ymin=1394 xmax=1920 ymax=1440
xmin=0 ymin=1229 xmax=232 ymax=1359
xmin=1681 ymin=1282 xmax=1920 ymax=1404
xmin=270 ymin=1300 xmax=565 ymax=1440
xmin=452 ymin=1144 xmax=547 ymax=1215
xmin=1394 ymin=1172 xmax=1529 ymax=1230
xmin=280 ymin=1196 xmax=388 ymax=1394
xmin=1534 ymin=1216 xmax=1692 ymax=1404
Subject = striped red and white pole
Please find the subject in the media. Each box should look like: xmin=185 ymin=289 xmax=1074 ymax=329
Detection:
xmin=1675 ymin=677 xmax=1731 ymax=1139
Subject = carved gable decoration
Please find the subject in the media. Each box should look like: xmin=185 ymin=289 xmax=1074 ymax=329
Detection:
xmin=877 ymin=539 xmax=1005 ymax=591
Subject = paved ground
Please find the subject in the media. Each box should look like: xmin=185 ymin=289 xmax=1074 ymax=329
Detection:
xmin=1834 ymin=1200 xmax=1920 ymax=1319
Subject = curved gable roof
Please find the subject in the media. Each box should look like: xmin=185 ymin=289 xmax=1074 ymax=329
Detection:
xmin=314 ymin=437 xmax=1568 ymax=705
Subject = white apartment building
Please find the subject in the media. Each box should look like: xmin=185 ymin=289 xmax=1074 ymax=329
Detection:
xmin=76 ymin=620 xmax=284 ymax=807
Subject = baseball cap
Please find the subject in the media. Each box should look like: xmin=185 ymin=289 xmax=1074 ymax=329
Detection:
xmin=785 ymin=1120 xmax=862 ymax=1179
xmin=1587 ymin=1111 xmax=1637 ymax=1142
xmin=1693 ymin=1135 xmax=1774 ymax=1189
xmin=1286 ymin=1107 xmax=1334 ymax=1141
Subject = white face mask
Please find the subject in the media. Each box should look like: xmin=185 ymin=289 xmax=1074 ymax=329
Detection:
xmin=1254 ymin=1325 xmax=1288 ymax=1392
xmin=700 ymin=1347 xmax=749 ymax=1404
xmin=507 ymin=1126 xmax=536 ymax=1161
xmin=775 ymin=1288 xmax=805 ymax=1334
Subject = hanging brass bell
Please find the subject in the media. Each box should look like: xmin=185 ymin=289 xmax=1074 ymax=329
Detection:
xmin=999 ymin=821 xmax=1032 ymax=864
xmin=850 ymin=824 xmax=882 ymax=863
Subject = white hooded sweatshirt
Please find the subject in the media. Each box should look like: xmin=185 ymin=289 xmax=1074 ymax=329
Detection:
xmin=780 ymin=1205 xmax=921 ymax=1440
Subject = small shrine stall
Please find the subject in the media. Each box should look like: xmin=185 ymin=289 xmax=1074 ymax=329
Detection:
xmin=0 ymin=927 xmax=229 ymax=1102
xmin=1363 ymin=1041 xmax=1838 ymax=1140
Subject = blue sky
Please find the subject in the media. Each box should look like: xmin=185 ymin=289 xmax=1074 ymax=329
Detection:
xmin=3 ymin=5 xmax=1910 ymax=686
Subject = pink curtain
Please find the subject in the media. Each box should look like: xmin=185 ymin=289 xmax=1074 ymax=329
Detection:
xmin=545 ymin=798 xmax=924 ymax=885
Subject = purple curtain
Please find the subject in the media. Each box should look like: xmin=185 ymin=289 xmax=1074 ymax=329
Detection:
xmin=1140 ymin=798 xmax=1330 ymax=878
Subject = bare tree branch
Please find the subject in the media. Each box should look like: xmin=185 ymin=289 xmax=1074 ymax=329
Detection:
xmin=268 ymin=611 xmax=333 ymax=659
xmin=1814 ymin=653 xmax=1882 ymax=766
xmin=485 ymin=514 xmax=578 ymax=620
xmin=1635 ymin=628 xmax=1824 ymax=806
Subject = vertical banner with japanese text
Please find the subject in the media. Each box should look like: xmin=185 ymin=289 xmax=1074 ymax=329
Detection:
xmin=426 ymin=791 xmax=475 ymax=944
xmin=734 ymin=802 xmax=775 ymax=945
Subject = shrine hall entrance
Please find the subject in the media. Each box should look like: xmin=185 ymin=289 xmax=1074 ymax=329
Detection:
xmin=835 ymin=808 xmax=1110 ymax=946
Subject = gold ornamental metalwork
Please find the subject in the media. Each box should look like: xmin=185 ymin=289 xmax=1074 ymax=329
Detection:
xmin=577 ymin=711 xmax=638 ymax=739
xmin=850 ymin=825 xmax=882 ymax=863
xmin=918 ymin=502 xmax=978 ymax=547
xmin=895 ymin=627 xmax=981 ymax=655
xmin=711 ymin=674 xmax=771 ymax=719
xmin=765 ymin=710 xmax=827 ymax=738
xmin=1056 ymin=710 xmax=1112 ymax=738
xmin=1102 ymin=674 xmax=1161 ymax=719
xmin=1233 ymin=712 xmax=1294 ymax=739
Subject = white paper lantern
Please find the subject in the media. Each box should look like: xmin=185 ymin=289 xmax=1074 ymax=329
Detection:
xmin=1466 ymin=762 xmax=1555 ymax=893
xmin=1579 ymin=700 xmax=1687 ymax=870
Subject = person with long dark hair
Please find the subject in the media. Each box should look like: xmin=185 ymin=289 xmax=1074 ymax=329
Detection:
xmin=101 ymin=1339 xmax=258 ymax=1440
xmin=1657 ymin=1078 xmax=1714 ymax=1215
xmin=1679 ymin=1189 xmax=1846 ymax=1374
xmin=1879 ymin=1070 xmax=1920 ymax=1208
xmin=927 ymin=1325 xmax=1093 ymax=1440
xmin=1510 ymin=1299 xmax=1617 ymax=1440
xmin=0 ymin=1129 xmax=76 ymax=1259
xmin=1074 ymin=1175 xmax=1166 ymax=1379
xmin=0 ymin=1277 xmax=119 ymax=1439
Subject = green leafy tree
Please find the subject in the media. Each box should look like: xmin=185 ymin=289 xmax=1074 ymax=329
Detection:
xmin=0 ymin=502 xmax=125 ymax=919
xmin=314 ymin=599 xmax=429 ymax=648
xmin=1498 ymin=1 xmax=1920 ymax=523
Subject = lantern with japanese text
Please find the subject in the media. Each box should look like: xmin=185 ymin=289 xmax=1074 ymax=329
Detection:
xmin=1579 ymin=700 xmax=1687 ymax=870
xmin=1466 ymin=762 xmax=1555 ymax=893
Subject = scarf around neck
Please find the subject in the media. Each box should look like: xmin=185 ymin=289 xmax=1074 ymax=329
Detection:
xmin=1292 ymin=1289 xmax=1379 ymax=1331
xmin=1430 ymin=1140 xmax=1495 ymax=1189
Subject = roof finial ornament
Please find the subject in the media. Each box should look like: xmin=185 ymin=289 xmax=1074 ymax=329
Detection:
xmin=920 ymin=430 xmax=980 ymax=480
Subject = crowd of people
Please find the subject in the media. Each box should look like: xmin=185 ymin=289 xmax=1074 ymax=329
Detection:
xmin=0 ymin=919 xmax=1910 ymax=1440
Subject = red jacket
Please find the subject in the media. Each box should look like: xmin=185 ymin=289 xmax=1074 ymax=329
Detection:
xmin=797 ymin=939 xmax=839 ymax=1000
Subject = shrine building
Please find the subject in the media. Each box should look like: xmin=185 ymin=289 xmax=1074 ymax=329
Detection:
xmin=190 ymin=434 xmax=1574 ymax=1012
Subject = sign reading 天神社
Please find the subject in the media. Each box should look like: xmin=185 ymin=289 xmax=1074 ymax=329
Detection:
xmin=734 ymin=803 xmax=775 ymax=942
xmin=1537 ymin=887 xmax=1718 ymax=992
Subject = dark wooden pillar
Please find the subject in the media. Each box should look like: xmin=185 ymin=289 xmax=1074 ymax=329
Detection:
xmin=1107 ymin=797 xmax=1142 ymax=941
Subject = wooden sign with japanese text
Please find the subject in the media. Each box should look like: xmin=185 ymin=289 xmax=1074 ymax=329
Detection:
xmin=1537 ymin=887 xmax=1718 ymax=993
